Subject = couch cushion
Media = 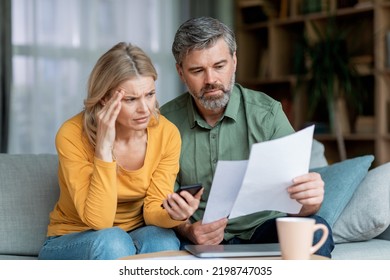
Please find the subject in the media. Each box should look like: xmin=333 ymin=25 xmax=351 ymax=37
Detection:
xmin=311 ymin=155 xmax=374 ymax=227
xmin=0 ymin=154 xmax=59 ymax=257
xmin=332 ymin=239 xmax=390 ymax=260
xmin=333 ymin=162 xmax=390 ymax=243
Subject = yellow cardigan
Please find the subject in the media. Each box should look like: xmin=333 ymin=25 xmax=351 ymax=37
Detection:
xmin=47 ymin=112 xmax=183 ymax=236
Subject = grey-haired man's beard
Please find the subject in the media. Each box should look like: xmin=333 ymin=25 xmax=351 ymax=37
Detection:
xmin=198 ymin=91 xmax=230 ymax=110
xmin=189 ymin=74 xmax=235 ymax=110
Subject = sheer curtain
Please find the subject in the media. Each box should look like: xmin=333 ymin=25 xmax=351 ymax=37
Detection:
xmin=10 ymin=0 xmax=183 ymax=154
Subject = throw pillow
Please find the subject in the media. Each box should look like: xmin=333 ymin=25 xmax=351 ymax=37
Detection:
xmin=309 ymin=139 xmax=328 ymax=169
xmin=311 ymin=155 xmax=374 ymax=228
xmin=333 ymin=162 xmax=390 ymax=243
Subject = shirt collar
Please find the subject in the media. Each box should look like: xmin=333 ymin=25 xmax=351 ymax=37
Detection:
xmin=224 ymin=84 xmax=240 ymax=121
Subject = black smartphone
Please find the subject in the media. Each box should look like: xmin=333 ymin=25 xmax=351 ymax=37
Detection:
xmin=161 ymin=184 xmax=202 ymax=208
xmin=176 ymin=183 xmax=202 ymax=196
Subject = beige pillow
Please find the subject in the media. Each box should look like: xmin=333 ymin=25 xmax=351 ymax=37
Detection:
xmin=333 ymin=163 xmax=390 ymax=243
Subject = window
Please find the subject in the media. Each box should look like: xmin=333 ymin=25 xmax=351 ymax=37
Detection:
xmin=10 ymin=0 xmax=182 ymax=153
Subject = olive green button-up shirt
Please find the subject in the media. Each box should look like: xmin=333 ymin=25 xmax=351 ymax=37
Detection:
xmin=161 ymin=83 xmax=295 ymax=240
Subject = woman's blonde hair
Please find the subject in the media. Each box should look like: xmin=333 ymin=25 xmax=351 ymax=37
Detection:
xmin=83 ymin=42 xmax=159 ymax=147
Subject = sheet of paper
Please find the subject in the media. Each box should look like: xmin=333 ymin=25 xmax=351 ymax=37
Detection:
xmin=229 ymin=125 xmax=314 ymax=218
xmin=202 ymin=160 xmax=248 ymax=224
xmin=202 ymin=125 xmax=314 ymax=223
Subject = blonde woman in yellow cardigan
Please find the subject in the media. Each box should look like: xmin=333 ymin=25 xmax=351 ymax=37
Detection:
xmin=38 ymin=42 xmax=202 ymax=260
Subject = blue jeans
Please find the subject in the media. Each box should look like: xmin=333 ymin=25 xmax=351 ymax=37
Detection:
xmin=38 ymin=226 xmax=180 ymax=260
xmin=223 ymin=215 xmax=334 ymax=258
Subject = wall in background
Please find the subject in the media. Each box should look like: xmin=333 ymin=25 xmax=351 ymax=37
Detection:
xmin=5 ymin=0 xmax=233 ymax=154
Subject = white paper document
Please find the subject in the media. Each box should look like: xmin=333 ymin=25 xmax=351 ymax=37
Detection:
xmin=202 ymin=125 xmax=314 ymax=224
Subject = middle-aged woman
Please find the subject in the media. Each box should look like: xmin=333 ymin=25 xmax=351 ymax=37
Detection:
xmin=38 ymin=42 xmax=202 ymax=260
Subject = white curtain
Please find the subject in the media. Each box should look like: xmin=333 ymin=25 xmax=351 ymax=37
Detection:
xmin=10 ymin=0 xmax=183 ymax=154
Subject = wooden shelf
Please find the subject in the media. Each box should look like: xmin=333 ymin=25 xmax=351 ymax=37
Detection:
xmin=239 ymin=75 xmax=296 ymax=85
xmin=315 ymin=133 xmax=377 ymax=141
xmin=235 ymin=0 xmax=390 ymax=165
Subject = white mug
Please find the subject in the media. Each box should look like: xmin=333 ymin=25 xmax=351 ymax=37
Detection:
xmin=276 ymin=217 xmax=328 ymax=260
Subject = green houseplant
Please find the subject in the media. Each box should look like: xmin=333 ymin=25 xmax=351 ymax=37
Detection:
xmin=295 ymin=16 xmax=365 ymax=160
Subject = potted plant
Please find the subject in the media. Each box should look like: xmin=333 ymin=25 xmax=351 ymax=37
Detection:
xmin=294 ymin=16 xmax=366 ymax=161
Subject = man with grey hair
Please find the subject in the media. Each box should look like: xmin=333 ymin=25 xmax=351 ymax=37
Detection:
xmin=161 ymin=16 xmax=334 ymax=258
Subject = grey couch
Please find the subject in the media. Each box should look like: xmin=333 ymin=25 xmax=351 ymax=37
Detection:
xmin=0 ymin=154 xmax=59 ymax=259
xmin=1 ymin=140 xmax=390 ymax=259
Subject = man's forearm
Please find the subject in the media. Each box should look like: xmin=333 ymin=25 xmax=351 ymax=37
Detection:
xmin=174 ymin=220 xmax=192 ymax=239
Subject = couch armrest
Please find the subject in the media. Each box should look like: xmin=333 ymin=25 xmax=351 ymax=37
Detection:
xmin=0 ymin=153 xmax=59 ymax=257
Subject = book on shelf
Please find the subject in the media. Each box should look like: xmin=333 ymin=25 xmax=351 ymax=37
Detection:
xmin=354 ymin=0 xmax=374 ymax=9
xmin=355 ymin=116 xmax=375 ymax=134
xmin=387 ymin=31 xmax=390 ymax=69
xmin=279 ymin=0 xmax=288 ymax=18
xmin=349 ymin=55 xmax=373 ymax=75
